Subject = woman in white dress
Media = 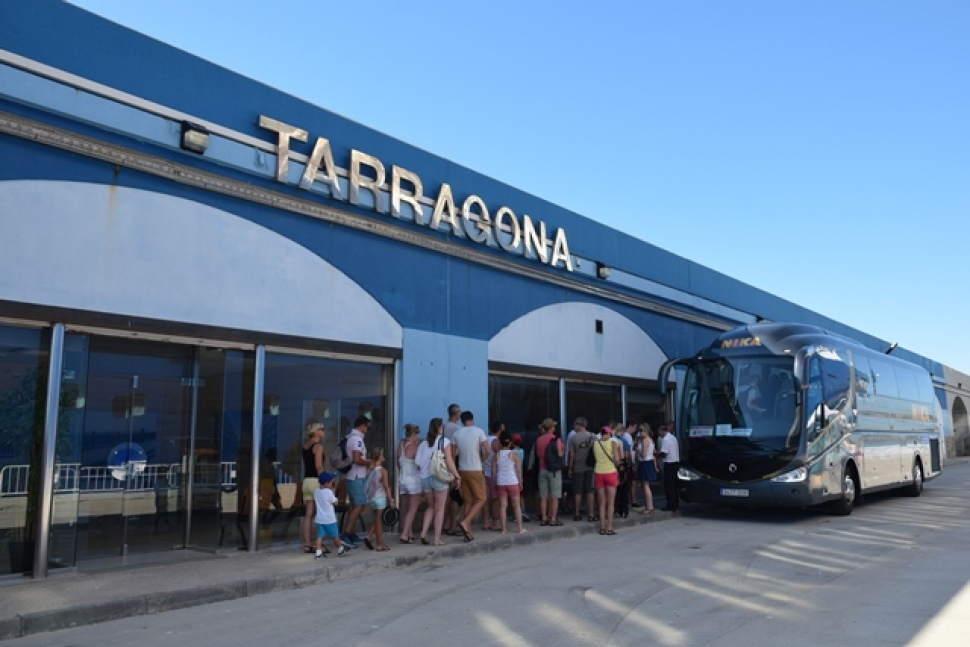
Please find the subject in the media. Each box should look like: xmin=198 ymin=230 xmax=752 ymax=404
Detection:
xmin=396 ymin=423 xmax=423 ymax=543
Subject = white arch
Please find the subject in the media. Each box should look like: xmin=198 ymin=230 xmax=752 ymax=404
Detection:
xmin=489 ymin=302 xmax=667 ymax=380
xmin=0 ymin=180 xmax=401 ymax=347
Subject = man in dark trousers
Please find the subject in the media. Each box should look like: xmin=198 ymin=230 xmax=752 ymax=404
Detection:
xmin=658 ymin=421 xmax=681 ymax=512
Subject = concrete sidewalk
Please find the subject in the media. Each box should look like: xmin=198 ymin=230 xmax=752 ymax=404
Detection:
xmin=0 ymin=508 xmax=673 ymax=641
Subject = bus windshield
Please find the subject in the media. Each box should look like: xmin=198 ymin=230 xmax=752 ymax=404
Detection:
xmin=681 ymin=356 xmax=799 ymax=453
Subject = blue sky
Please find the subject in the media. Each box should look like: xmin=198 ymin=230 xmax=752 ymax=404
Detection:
xmin=69 ymin=1 xmax=970 ymax=374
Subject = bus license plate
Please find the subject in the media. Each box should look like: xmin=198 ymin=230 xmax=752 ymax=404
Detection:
xmin=721 ymin=488 xmax=749 ymax=497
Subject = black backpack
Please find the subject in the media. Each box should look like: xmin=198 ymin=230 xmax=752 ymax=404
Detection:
xmin=544 ymin=437 xmax=564 ymax=472
xmin=585 ymin=439 xmax=597 ymax=468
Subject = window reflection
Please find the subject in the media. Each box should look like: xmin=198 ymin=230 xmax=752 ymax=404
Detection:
xmin=260 ymin=352 xmax=387 ymax=548
xmin=0 ymin=325 xmax=50 ymax=575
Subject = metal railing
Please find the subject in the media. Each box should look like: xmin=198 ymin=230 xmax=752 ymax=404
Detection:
xmin=0 ymin=461 xmax=294 ymax=496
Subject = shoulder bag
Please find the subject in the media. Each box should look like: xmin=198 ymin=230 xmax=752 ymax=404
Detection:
xmin=430 ymin=436 xmax=454 ymax=482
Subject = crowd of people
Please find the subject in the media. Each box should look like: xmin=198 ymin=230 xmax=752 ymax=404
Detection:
xmin=298 ymin=406 xmax=681 ymax=558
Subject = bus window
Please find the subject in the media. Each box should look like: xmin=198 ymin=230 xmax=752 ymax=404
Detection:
xmin=915 ymin=373 xmax=935 ymax=407
xmin=870 ymin=358 xmax=899 ymax=398
xmin=822 ymin=357 xmax=850 ymax=412
xmin=853 ymin=354 xmax=873 ymax=400
xmin=894 ymin=366 xmax=920 ymax=402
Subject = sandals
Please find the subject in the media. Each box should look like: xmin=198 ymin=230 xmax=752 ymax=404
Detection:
xmin=400 ymin=537 xmax=415 ymax=544
xmin=420 ymin=537 xmax=430 ymax=545
xmin=599 ymin=529 xmax=606 ymax=535
xmin=459 ymin=523 xmax=474 ymax=542
xmin=304 ymin=546 xmax=313 ymax=553
xmin=548 ymin=519 xmax=564 ymax=526
xmin=376 ymin=545 xmax=390 ymax=552
xmin=639 ymin=508 xmax=654 ymax=516
xmin=573 ymin=515 xmax=582 ymax=521
xmin=588 ymin=516 xmax=599 ymax=522
xmin=363 ymin=538 xmax=374 ymax=550
xmin=606 ymin=529 xmax=617 ymax=535
xmin=540 ymin=519 xmax=549 ymax=526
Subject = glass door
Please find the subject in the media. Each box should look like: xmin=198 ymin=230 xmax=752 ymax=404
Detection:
xmin=51 ymin=336 xmax=245 ymax=565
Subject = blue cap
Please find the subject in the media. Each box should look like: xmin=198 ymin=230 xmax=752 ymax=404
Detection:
xmin=318 ymin=471 xmax=337 ymax=485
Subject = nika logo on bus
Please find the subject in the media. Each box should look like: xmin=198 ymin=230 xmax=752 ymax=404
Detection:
xmin=258 ymin=115 xmax=573 ymax=272
xmin=719 ymin=337 xmax=763 ymax=349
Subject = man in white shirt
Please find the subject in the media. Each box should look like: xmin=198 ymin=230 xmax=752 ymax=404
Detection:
xmin=658 ymin=421 xmax=681 ymax=512
xmin=452 ymin=411 xmax=489 ymax=541
xmin=338 ymin=416 xmax=373 ymax=547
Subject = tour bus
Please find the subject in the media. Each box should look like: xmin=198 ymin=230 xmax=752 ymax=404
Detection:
xmin=658 ymin=323 xmax=943 ymax=514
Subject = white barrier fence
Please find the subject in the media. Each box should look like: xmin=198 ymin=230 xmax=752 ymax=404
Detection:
xmin=0 ymin=461 xmax=295 ymax=497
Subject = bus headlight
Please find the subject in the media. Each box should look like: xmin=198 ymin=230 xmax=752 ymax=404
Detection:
xmin=770 ymin=467 xmax=807 ymax=483
xmin=677 ymin=467 xmax=701 ymax=481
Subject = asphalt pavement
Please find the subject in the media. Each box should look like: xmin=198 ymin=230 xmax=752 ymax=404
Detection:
xmin=0 ymin=503 xmax=672 ymax=641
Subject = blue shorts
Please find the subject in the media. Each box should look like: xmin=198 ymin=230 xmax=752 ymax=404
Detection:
xmin=369 ymin=495 xmax=387 ymax=511
xmin=316 ymin=522 xmax=339 ymax=539
xmin=346 ymin=478 xmax=367 ymax=506
xmin=421 ymin=476 xmax=450 ymax=492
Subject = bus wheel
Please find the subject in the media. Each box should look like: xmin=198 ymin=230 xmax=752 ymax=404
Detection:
xmin=904 ymin=460 xmax=924 ymax=497
xmin=830 ymin=466 xmax=857 ymax=516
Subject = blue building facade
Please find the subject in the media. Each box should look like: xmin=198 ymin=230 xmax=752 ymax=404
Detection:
xmin=0 ymin=2 xmax=961 ymax=577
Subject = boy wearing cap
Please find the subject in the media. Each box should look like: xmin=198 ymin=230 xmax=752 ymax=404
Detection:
xmin=314 ymin=472 xmax=347 ymax=558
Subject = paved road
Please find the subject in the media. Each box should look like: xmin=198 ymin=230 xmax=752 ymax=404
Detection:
xmin=9 ymin=462 xmax=970 ymax=647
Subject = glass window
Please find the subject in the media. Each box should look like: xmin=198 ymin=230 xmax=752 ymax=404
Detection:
xmin=488 ymin=373 xmax=559 ymax=515
xmin=915 ymin=372 xmax=935 ymax=407
xmin=894 ymin=366 xmax=920 ymax=402
xmin=681 ymin=356 xmax=797 ymax=452
xmin=0 ymin=324 xmax=51 ymax=575
xmin=564 ymin=382 xmax=622 ymax=432
xmin=853 ymin=354 xmax=873 ymax=400
xmin=820 ymin=357 xmax=850 ymax=412
xmin=869 ymin=359 xmax=898 ymax=398
xmin=262 ymin=352 xmax=388 ymax=547
xmin=626 ymin=387 xmax=664 ymax=431
xmin=488 ymin=374 xmax=559 ymax=438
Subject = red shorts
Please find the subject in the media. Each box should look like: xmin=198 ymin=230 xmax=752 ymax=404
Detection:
xmin=495 ymin=484 xmax=519 ymax=499
xmin=594 ymin=472 xmax=619 ymax=489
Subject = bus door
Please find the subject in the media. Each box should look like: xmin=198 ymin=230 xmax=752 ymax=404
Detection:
xmin=658 ymin=358 xmax=690 ymax=434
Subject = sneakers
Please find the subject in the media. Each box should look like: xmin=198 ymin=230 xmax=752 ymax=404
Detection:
xmin=314 ymin=549 xmax=325 ymax=559
xmin=521 ymin=514 xmax=531 ymax=523
xmin=337 ymin=546 xmax=348 ymax=557
xmin=339 ymin=533 xmax=358 ymax=548
xmin=631 ymin=502 xmax=642 ymax=508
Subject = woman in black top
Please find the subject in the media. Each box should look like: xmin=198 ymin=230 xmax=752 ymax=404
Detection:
xmin=302 ymin=418 xmax=325 ymax=552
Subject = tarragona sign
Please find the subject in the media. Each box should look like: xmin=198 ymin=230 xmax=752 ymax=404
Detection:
xmin=258 ymin=116 xmax=574 ymax=272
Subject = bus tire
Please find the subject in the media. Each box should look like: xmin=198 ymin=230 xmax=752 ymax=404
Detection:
xmin=904 ymin=460 xmax=924 ymax=497
xmin=830 ymin=465 xmax=858 ymax=516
